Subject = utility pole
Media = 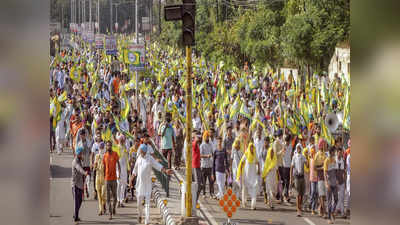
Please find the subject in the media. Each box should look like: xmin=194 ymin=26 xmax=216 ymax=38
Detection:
xmin=135 ymin=0 xmax=139 ymax=111
xmin=97 ymin=0 xmax=100 ymax=33
xmin=159 ymin=0 xmax=161 ymax=34
xmin=110 ymin=0 xmax=113 ymax=33
xmin=89 ymin=0 xmax=92 ymax=31
xmin=165 ymin=1 xmax=196 ymax=221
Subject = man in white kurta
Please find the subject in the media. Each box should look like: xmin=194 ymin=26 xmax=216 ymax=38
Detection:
xmin=132 ymin=144 xmax=173 ymax=224
xmin=55 ymin=105 xmax=68 ymax=155
xmin=116 ymin=136 xmax=129 ymax=207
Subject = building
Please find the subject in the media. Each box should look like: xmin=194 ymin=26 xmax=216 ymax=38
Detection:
xmin=328 ymin=43 xmax=350 ymax=82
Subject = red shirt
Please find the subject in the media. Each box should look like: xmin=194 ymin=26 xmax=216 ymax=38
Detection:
xmin=192 ymin=140 xmax=200 ymax=168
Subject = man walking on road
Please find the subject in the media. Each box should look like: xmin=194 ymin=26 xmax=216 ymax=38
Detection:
xmin=290 ymin=143 xmax=308 ymax=217
xmin=132 ymin=144 xmax=173 ymax=224
xmin=103 ymin=140 xmax=121 ymax=220
xmin=158 ymin=112 xmax=176 ymax=169
xmin=71 ymin=146 xmax=89 ymax=224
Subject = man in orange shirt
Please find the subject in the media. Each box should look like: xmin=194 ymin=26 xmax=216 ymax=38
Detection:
xmin=103 ymin=140 xmax=121 ymax=220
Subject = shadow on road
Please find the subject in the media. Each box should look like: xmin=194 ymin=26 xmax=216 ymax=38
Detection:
xmin=78 ymin=220 xmax=136 ymax=225
xmin=50 ymin=165 xmax=71 ymax=179
xmin=231 ymin=218 xmax=285 ymax=225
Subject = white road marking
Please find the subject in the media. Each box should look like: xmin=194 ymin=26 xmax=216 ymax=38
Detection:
xmin=303 ymin=217 xmax=316 ymax=225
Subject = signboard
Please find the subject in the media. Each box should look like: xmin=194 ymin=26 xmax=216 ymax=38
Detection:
xmin=95 ymin=34 xmax=104 ymax=49
xmin=87 ymin=30 xmax=95 ymax=43
xmin=105 ymin=35 xmax=117 ymax=55
xmin=126 ymin=42 xmax=145 ymax=71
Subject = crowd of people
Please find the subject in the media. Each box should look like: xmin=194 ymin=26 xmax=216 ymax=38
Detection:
xmin=50 ymin=34 xmax=350 ymax=224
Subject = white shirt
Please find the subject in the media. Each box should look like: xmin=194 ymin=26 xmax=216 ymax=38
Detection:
xmin=132 ymin=154 xmax=163 ymax=197
xmin=282 ymin=144 xmax=293 ymax=168
xmin=254 ymin=136 xmax=265 ymax=163
xmin=193 ymin=117 xmax=202 ymax=131
xmin=291 ymin=152 xmax=307 ymax=176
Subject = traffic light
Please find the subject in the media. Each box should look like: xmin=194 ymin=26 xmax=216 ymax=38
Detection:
xmin=182 ymin=0 xmax=195 ymax=46
xmin=164 ymin=0 xmax=196 ymax=46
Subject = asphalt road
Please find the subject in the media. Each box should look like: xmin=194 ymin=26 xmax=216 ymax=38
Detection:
xmin=50 ymin=152 xmax=162 ymax=225
xmin=174 ymin=167 xmax=350 ymax=225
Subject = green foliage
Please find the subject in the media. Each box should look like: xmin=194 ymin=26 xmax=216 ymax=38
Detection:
xmin=155 ymin=0 xmax=349 ymax=72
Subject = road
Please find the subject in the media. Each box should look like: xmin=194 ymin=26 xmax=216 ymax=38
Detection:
xmin=174 ymin=167 xmax=350 ymax=225
xmin=50 ymin=151 xmax=162 ymax=225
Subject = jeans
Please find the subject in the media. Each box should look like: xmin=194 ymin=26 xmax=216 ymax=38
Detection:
xmin=310 ymin=181 xmax=318 ymax=211
xmin=106 ymin=180 xmax=118 ymax=215
xmin=72 ymin=186 xmax=83 ymax=220
xmin=327 ymin=185 xmax=338 ymax=219
xmin=201 ymin=167 xmax=214 ymax=195
xmin=162 ymin=148 xmax=172 ymax=169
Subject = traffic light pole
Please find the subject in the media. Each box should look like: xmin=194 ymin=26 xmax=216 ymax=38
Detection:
xmin=185 ymin=45 xmax=193 ymax=217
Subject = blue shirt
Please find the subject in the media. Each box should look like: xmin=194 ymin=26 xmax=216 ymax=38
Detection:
xmin=160 ymin=123 xmax=175 ymax=150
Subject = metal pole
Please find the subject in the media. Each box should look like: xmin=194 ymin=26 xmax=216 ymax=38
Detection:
xmin=185 ymin=45 xmax=193 ymax=217
xmin=115 ymin=4 xmax=118 ymax=33
xmin=158 ymin=0 xmax=161 ymax=34
xmin=82 ymin=0 xmax=86 ymax=24
xmin=135 ymin=0 xmax=139 ymax=111
xmin=89 ymin=0 xmax=92 ymax=30
xmin=110 ymin=0 xmax=113 ymax=33
xmin=97 ymin=0 xmax=100 ymax=33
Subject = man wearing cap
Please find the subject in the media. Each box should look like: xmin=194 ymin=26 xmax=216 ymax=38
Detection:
xmin=132 ymin=144 xmax=173 ymax=224
xmin=71 ymin=146 xmax=89 ymax=223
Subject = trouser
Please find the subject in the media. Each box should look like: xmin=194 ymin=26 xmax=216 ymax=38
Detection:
xmin=56 ymin=138 xmax=65 ymax=153
xmin=96 ymin=181 xmax=106 ymax=213
xmin=50 ymin=130 xmax=56 ymax=151
xmin=162 ymin=149 xmax=172 ymax=169
xmin=261 ymin=179 xmax=267 ymax=202
xmin=192 ymin=168 xmax=203 ymax=202
xmin=242 ymin=184 xmax=257 ymax=208
xmin=327 ymin=185 xmax=338 ymax=219
xmin=72 ymin=186 xmax=83 ymax=220
xmin=174 ymin=138 xmax=183 ymax=168
xmin=304 ymin=172 xmax=310 ymax=203
xmin=117 ymin=178 xmax=127 ymax=203
xmin=265 ymin=176 xmax=277 ymax=207
xmin=310 ymin=181 xmax=318 ymax=211
xmin=106 ymin=180 xmax=118 ymax=215
xmin=201 ymin=167 xmax=214 ymax=195
xmin=137 ymin=195 xmax=150 ymax=224
xmin=337 ymin=183 xmax=345 ymax=214
xmin=83 ymin=167 xmax=91 ymax=197
xmin=93 ymin=171 xmax=97 ymax=196
xmin=215 ymin=171 xmax=226 ymax=198
xmin=279 ymin=167 xmax=290 ymax=199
